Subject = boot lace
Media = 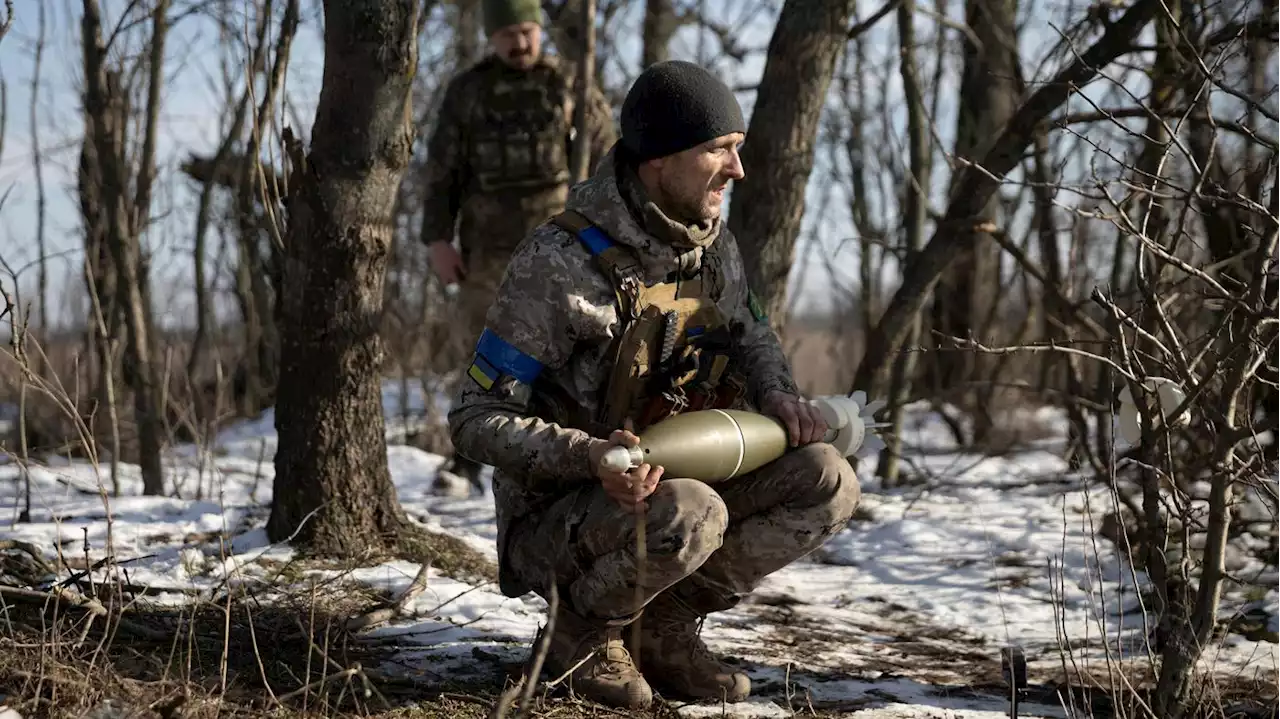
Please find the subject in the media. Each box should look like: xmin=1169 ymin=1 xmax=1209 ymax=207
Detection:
xmin=591 ymin=629 xmax=637 ymax=675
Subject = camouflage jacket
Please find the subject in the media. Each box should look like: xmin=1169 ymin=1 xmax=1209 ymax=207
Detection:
xmin=447 ymin=147 xmax=801 ymax=598
xmin=419 ymin=53 xmax=618 ymax=273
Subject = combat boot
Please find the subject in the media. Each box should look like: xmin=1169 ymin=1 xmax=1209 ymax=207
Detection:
xmin=541 ymin=605 xmax=653 ymax=709
xmin=633 ymin=591 xmax=751 ymax=703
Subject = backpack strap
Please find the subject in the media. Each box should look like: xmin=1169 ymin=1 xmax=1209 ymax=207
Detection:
xmin=548 ymin=209 xmax=654 ymax=430
xmin=549 ymin=210 xmax=644 ymax=320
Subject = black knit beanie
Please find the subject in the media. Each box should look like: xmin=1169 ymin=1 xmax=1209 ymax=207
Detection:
xmin=620 ymin=61 xmax=746 ymax=162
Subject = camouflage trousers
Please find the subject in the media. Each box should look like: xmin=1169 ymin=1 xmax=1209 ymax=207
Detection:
xmin=505 ymin=442 xmax=862 ymax=623
xmin=434 ymin=260 xmax=511 ymax=486
xmin=438 ymin=260 xmax=511 ymax=378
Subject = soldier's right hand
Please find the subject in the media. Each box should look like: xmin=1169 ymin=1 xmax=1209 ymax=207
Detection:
xmin=588 ymin=429 xmax=664 ymax=514
xmin=428 ymin=240 xmax=466 ymax=285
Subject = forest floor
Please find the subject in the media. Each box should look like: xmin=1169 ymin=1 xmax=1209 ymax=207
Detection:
xmin=0 ymin=382 xmax=1274 ymax=718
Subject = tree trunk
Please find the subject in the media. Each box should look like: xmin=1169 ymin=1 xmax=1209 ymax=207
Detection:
xmin=455 ymin=0 xmax=481 ymax=68
xmin=266 ymin=0 xmax=422 ymax=555
xmin=641 ymin=0 xmax=677 ymax=67
xmin=924 ymin=0 xmax=1019 ymax=443
xmin=30 ymin=0 xmax=48 ymax=335
xmin=876 ymin=0 xmax=930 ymax=486
xmin=726 ymin=0 xmax=855 ymax=332
xmin=78 ymin=137 xmax=122 ymax=493
xmin=569 ymin=0 xmax=596 ymax=183
xmin=233 ymin=210 xmax=272 ymax=416
xmin=81 ymin=0 xmax=167 ymax=496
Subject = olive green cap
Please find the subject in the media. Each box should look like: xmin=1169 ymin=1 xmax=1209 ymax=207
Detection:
xmin=483 ymin=0 xmax=543 ymax=36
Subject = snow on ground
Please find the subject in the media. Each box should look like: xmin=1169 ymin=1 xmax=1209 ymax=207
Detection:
xmin=0 ymin=382 xmax=1275 ymax=718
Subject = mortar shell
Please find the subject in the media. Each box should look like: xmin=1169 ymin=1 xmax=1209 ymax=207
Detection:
xmin=636 ymin=409 xmax=790 ymax=482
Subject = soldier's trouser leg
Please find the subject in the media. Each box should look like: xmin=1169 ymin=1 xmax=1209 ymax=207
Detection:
xmin=634 ymin=442 xmax=862 ymax=702
xmin=438 ymin=274 xmax=503 ymax=493
xmin=506 ymin=479 xmax=729 ymax=708
xmin=672 ymin=442 xmax=861 ymax=605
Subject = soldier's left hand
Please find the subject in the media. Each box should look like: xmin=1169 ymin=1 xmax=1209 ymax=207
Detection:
xmin=762 ymin=390 xmax=828 ymax=447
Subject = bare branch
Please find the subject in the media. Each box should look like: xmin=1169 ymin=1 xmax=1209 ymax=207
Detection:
xmin=847 ymin=0 xmax=901 ymax=38
xmin=851 ymin=0 xmax=1162 ymax=395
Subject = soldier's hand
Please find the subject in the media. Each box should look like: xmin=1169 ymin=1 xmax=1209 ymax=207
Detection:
xmin=428 ymin=240 xmax=466 ymax=285
xmin=588 ymin=428 xmax=663 ymax=514
xmin=762 ymin=390 xmax=828 ymax=447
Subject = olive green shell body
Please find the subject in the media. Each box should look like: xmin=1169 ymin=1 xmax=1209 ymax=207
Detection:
xmin=632 ymin=408 xmax=791 ymax=483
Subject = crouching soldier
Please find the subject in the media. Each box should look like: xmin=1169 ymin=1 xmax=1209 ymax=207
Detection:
xmin=447 ymin=60 xmax=862 ymax=708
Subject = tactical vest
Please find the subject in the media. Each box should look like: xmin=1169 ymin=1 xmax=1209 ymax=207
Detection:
xmin=468 ymin=61 xmax=573 ymax=194
xmin=549 ymin=210 xmax=748 ymax=433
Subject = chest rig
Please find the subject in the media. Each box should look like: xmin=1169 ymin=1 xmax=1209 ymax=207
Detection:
xmin=468 ymin=61 xmax=572 ymax=194
xmin=550 ymin=210 xmax=748 ymax=433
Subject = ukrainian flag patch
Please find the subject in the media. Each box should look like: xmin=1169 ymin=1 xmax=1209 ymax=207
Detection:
xmin=467 ymin=354 xmax=499 ymax=390
xmin=465 ymin=328 xmax=545 ymax=391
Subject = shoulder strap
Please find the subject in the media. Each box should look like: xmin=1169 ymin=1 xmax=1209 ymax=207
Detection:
xmin=549 ymin=210 xmax=644 ymax=319
xmin=548 ymin=210 xmax=650 ymax=430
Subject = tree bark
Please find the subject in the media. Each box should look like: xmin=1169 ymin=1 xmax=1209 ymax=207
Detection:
xmin=266 ymin=0 xmax=422 ymax=555
xmin=726 ymin=0 xmax=855 ymax=331
xmin=849 ymin=0 xmax=1160 ymax=397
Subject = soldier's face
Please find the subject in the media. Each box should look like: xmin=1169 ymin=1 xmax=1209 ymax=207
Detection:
xmin=650 ymin=133 xmax=746 ymax=224
xmin=491 ymin=22 xmax=542 ymax=70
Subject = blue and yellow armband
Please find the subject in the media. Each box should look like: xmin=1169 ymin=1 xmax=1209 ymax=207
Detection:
xmin=467 ymin=328 xmax=544 ymax=391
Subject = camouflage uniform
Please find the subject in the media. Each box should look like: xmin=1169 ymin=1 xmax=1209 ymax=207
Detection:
xmin=421 ymin=52 xmax=617 ymax=485
xmin=448 ymin=149 xmax=862 ymax=707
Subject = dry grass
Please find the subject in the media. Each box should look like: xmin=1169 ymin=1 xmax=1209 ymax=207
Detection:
xmin=3 ymin=579 xmax=1271 ymax=719
xmin=0 ymin=560 xmax=512 ymax=719
xmin=0 ymin=581 xmax=703 ymax=719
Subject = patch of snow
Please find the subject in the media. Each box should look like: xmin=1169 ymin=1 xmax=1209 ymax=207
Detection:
xmin=0 ymin=381 xmax=1273 ymax=715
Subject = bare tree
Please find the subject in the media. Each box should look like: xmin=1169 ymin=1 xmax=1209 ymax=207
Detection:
xmin=923 ymin=0 xmax=1021 ymax=443
xmin=266 ymin=0 xmax=427 ymax=554
xmin=181 ymin=0 xmax=300 ymax=418
xmin=79 ymin=0 xmax=170 ymax=496
xmin=849 ymin=0 xmax=1160 ymax=397
xmin=875 ymin=0 xmax=932 ymax=485
xmin=185 ymin=0 xmax=272 ymax=390
xmin=727 ymin=0 xmax=857 ymax=330
xmin=29 ymin=1 xmax=48 ymax=335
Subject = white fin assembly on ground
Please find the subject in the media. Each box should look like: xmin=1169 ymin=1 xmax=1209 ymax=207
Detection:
xmin=811 ymin=391 xmax=891 ymax=458
xmin=1115 ymin=377 xmax=1190 ymax=445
